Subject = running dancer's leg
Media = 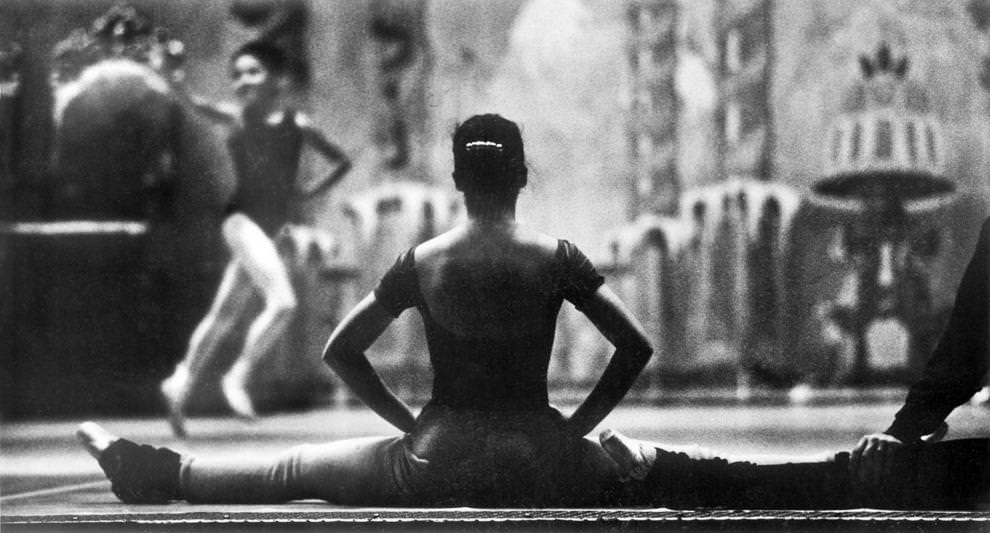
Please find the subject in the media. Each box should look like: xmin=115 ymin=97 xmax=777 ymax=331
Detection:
xmin=77 ymin=422 xmax=404 ymax=505
xmin=161 ymin=259 xmax=255 ymax=437
xmin=217 ymin=213 xmax=298 ymax=419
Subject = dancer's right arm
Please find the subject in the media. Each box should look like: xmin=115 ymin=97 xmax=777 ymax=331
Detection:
xmin=322 ymin=293 xmax=417 ymax=433
xmin=173 ymin=84 xmax=239 ymax=125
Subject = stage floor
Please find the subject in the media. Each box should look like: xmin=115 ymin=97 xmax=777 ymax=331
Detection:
xmin=3 ymin=402 xmax=990 ymax=531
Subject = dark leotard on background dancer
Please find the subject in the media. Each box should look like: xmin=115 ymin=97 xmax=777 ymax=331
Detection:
xmin=160 ymin=40 xmax=351 ymax=436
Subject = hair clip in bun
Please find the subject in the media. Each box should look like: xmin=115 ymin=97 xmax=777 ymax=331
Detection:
xmin=465 ymin=140 xmax=504 ymax=151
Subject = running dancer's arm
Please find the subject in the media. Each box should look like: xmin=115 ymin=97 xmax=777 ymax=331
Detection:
xmin=173 ymin=84 xmax=239 ymax=125
xmin=566 ymin=285 xmax=654 ymax=438
xmin=322 ymin=292 xmax=417 ymax=433
xmin=295 ymin=113 xmax=351 ymax=198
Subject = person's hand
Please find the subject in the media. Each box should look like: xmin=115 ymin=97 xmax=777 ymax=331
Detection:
xmin=850 ymin=432 xmax=904 ymax=485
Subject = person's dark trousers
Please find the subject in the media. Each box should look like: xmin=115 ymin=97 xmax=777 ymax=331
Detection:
xmin=620 ymin=439 xmax=989 ymax=510
xmin=862 ymin=438 xmax=990 ymax=510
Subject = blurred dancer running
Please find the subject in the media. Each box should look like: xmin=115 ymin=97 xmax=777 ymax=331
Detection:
xmin=161 ymin=40 xmax=351 ymax=437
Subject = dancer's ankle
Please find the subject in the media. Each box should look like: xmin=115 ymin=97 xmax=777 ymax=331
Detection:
xmin=161 ymin=365 xmax=189 ymax=402
xmin=164 ymin=363 xmax=189 ymax=384
xmin=221 ymin=371 xmax=257 ymax=419
xmin=160 ymin=367 xmax=189 ymax=438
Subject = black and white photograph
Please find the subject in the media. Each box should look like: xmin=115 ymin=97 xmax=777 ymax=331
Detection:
xmin=2 ymin=1 xmax=989 ymax=531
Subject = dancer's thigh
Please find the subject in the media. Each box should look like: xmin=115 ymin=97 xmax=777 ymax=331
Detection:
xmin=222 ymin=213 xmax=293 ymax=298
xmin=289 ymin=436 xmax=404 ymax=505
xmin=182 ymin=436 xmax=403 ymax=505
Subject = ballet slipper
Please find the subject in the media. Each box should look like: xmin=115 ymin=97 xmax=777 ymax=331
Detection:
xmin=922 ymin=422 xmax=949 ymax=443
xmin=77 ymin=421 xmax=119 ymax=460
xmin=599 ymin=429 xmax=656 ymax=481
xmin=76 ymin=422 xmax=183 ymax=503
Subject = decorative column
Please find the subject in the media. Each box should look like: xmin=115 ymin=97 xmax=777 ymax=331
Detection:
xmin=714 ymin=0 xmax=775 ymax=398
xmin=368 ymin=0 xmax=432 ymax=180
xmin=0 ymin=41 xmax=21 ymax=416
xmin=626 ymin=0 xmax=679 ymax=218
xmin=340 ymin=0 xmax=458 ymax=403
xmin=0 ymin=42 xmax=20 ymax=188
xmin=717 ymin=0 xmax=773 ymax=182
xmin=615 ymin=1 xmax=682 ymax=399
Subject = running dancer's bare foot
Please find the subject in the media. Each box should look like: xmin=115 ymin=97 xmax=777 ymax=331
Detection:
xmin=599 ymin=428 xmax=657 ymax=481
xmin=160 ymin=366 xmax=188 ymax=438
xmin=76 ymin=421 xmax=120 ymax=459
xmin=221 ymin=371 xmax=257 ymax=420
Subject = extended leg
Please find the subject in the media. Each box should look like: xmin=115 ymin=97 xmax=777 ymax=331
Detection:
xmin=181 ymin=436 xmax=401 ymax=504
xmin=601 ymin=430 xmax=848 ymax=509
xmin=601 ymin=431 xmax=990 ymax=510
xmin=600 ymin=429 xmax=833 ymax=474
xmin=219 ymin=214 xmax=298 ymax=419
xmin=860 ymin=438 xmax=990 ymax=510
xmin=78 ymin=422 xmax=404 ymax=505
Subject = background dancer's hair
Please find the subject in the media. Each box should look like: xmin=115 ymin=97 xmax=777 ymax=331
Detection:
xmin=452 ymin=114 xmax=528 ymax=206
xmin=230 ymin=40 xmax=288 ymax=76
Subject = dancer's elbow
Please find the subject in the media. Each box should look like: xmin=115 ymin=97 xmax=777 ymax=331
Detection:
xmin=620 ymin=333 xmax=654 ymax=362
xmin=321 ymin=347 xmax=339 ymax=367
xmin=637 ymin=342 xmax=655 ymax=360
xmin=322 ymin=335 xmax=354 ymax=368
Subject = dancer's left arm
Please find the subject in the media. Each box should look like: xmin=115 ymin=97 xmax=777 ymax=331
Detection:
xmin=322 ymin=293 xmax=417 ymax=433
xmin=567 ymin=286 xmax=654 ymax=438
xmin=295 ymin=113 xmax=352 ymax=198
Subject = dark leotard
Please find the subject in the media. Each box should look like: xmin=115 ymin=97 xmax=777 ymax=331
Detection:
xmin=225 ymin=110 xmax=303 ymax=235
xmin=371 ymin=239 xmax=617 ymax=506
xmin=374 ymin=239 xmax=604 ymax=411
